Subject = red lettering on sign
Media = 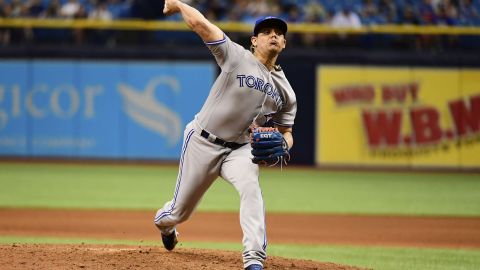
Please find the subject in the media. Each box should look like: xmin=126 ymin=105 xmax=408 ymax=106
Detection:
xmin=449 ymin=95 xmax=480 ymax=136
xmin=410 ymin=83 xmax=419 ymax=102
xmin=362 ymin=110 xmax=402 ymax=147
xmin=332 ymin=85 xmax=375 ymax=105
xmin=382 ymin=83 xmax=419 ymax=103
xmin=410 ymin=107 xmax=442 ymax=144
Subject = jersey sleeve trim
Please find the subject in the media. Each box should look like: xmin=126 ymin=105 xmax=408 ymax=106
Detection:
xmin=205 ymin=35 xmax=227 ymax=45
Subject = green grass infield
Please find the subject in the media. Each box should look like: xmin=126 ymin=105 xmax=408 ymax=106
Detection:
xmin=0 ymin=163 xmax=479 ymax=216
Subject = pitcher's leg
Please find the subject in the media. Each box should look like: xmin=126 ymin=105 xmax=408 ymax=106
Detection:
xmin=154 ymin=128 xmax=224 ymax=236
xmin=220 ymin=145 xmax=266 ymax=268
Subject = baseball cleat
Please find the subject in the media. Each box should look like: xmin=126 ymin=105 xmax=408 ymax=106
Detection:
xmin=245 ymin=264 xmax=263 ymax=270
xmin=161 ymin=230 xmax=178 ymax=251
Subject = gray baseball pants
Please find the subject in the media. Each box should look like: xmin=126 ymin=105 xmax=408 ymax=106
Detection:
xmin=154 ymin=120 xmax=267 ymax=268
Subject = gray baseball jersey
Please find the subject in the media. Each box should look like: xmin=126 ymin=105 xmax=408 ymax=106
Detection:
xmin=196 ymin=35 xmax=297 ymax=142
xmin=154 ymin=34 xmax=296 ymax=269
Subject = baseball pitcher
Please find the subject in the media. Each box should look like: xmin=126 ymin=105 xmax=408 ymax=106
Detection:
xmin=154 ymin=1 xmax=297 ymax=269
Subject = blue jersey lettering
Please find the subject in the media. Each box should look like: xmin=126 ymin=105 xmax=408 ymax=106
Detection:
xmin=236 ymin=74 xmax=283 ymax=107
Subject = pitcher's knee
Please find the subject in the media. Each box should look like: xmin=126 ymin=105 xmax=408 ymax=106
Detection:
xmin=171 ymin=204 xmax=194 ymax=223
xmin=154 ymin=204 xmax=192 ymax=226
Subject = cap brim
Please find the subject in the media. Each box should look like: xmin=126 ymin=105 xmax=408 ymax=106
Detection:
xmin=254 ymin=18 xmax=288 ymax=36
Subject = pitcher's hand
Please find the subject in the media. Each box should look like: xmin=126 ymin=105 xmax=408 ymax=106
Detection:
xmin=163 ymin=0 xmax=181 ymax=15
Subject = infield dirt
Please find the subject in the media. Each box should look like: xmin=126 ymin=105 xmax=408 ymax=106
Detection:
xmin=1 ymin=208 xmax=480 ymax=269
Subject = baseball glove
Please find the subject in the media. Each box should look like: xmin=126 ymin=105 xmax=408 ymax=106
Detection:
xmin=250 ymin=127 xmax=290 ymax=166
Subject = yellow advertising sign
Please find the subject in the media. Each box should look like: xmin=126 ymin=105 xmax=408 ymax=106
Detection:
xmin=316 ymin=66 xmax=480 ymax=168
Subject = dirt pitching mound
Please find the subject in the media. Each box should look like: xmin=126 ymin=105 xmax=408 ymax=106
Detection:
xmin=1 ymin=244 xmax=367 ymax=270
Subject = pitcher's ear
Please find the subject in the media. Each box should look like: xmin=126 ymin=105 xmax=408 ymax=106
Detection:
xmin=251 ymin=35 xmax=258 ymax=46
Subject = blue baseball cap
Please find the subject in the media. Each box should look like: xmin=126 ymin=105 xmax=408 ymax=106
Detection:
xmin=253 ymin=16 xmax=288 ymax=36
